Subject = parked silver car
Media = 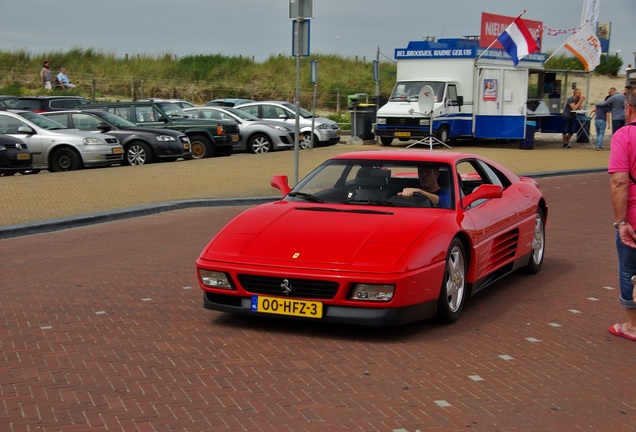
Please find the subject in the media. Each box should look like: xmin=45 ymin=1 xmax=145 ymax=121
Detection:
xmin=235 ymin=101 xmax=340 ymax=148
xmin=0 ymin=110 xmax=123 ymax=172
xmin=183 ymin=106 xmax=293 ymax=154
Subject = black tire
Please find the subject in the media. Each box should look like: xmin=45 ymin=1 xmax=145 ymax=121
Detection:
xmin=436 ymin=125 xmax=450 ymax=144
xmin=189 ymin=134 xmax=213 ymax=159
xmin=380 ymin=136 xmax=393 ymax=146
xmin=523 ymin=208 xmax=546 ymax=274
xmin=436 ymin=238 xmax=467 ymax=324
xmin=248 ymin=133 xmax=272 ymax=154
xmin=124 ymin=142 xmax=153 ymax=166
xmin=50 ymin=147 xmax=82 ymax=172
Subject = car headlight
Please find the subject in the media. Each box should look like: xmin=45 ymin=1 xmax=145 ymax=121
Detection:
xmin=350 ymin=284 xmax=395 ymax=301
xmin=377 ymin=118 xmax=386 ymax=125
xmin=156 ymin=135 xmax=176 ymax=142
xmin=199 ymin=269 xmax=234 ymax=290
xmin=0 ymin=145 xmax=6 ymax=151
xmin=82 ymin=137 xmax=106 ymax=145
xmin=419 ymin=119 xmax=430 ymax=126
xmin=316 ymin=123 xmax=331 ymax=130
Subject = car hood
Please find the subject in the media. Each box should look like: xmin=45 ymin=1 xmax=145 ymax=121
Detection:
xmin=200 ymin=201 xmax=448 ymax=273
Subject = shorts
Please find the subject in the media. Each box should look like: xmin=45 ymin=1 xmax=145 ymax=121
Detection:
xmin=563 ymin=116 xmax=577 ymax=135
xmin=44 ymin=81 xmax=52 ymax=90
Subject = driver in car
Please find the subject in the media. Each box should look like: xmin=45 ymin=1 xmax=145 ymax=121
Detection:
xmin=398 ymin=165 xmax=451 ymax=208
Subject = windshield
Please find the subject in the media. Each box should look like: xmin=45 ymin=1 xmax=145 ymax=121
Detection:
xmin=94 ymin=111 xmax=137 ymax=128
xmin=17 ymin=112 xmax=67 ymax=130
xmin=157 ymin=103 xmax=188 ymax=118
xmin=287 ymin=159 xmax=453 ymax=209
xmin=389 ymin=81 xmax=445 ymax=102
xmin=281 ymin=102 xmax=314 ymax=118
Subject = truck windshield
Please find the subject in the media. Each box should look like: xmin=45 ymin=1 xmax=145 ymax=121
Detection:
xmin=389 ymin=81 xmax=445 ymax=102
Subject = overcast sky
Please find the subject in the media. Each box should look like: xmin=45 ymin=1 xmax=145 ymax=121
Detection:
xmin=0 ymin=0 xmax=633 ymax=71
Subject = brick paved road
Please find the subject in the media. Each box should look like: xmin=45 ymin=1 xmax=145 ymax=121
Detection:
xmin=2 ymin=173 xmax=635 ymax=431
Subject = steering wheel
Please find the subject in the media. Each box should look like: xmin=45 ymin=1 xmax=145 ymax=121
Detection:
xmin=412 ymin=191 xmax=436 ymax=208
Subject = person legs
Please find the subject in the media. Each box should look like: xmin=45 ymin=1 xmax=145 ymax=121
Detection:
xmin=612 ymin=119 xmax=625 ymax=135
xmin=594 ymin=118 xmax=606 ymax=149
xmin=610 ymin=234 xmax=636 ymax=338
xmin=562 ymin=116 xmax=575 ymax=148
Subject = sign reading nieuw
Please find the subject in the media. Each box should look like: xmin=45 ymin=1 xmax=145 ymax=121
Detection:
xmin=480 ymin=12 xmax=543 ymax=52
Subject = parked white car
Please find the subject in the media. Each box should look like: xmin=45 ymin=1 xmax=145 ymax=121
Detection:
xmin=236 ymin=101 xmax=340 ymax=148
xmin=183 ymin=106 xmax=293 ymax=154
xmin=0 ymin=110 xmax=123 ymax=172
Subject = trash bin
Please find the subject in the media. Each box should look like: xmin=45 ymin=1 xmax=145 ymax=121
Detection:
xmin=349 ymin=104 xmax=376 ymax=140
xmin=520 ymin=121 xmax=536 ymax=150
xmin=576 ymin=115 xmax=591 ymax=143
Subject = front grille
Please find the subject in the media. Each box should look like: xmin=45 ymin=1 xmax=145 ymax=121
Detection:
xmin=105 ymin=154 xmax=122 ymax=162
xmin=237 ymin=274 xmax=339 ymax=299
xmin=384 ymin=117 xmax=421 ymax=127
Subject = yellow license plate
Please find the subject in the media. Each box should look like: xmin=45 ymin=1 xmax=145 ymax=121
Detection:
xmin=112 ymin=147 xmax=123 ymax=154
xmin=251 ymin=295 xmax=323 ymax=319
xmin=17 ymin=153 xmax=30 ymax=160
xmin=395 ymin=132 xmax=411 ymax=137
xmin=231 ymin=135 xmax=239 ymax=142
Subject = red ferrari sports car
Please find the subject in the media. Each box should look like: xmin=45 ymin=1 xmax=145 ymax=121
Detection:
xmin=196 ymin=150 xmax=547 ymax=326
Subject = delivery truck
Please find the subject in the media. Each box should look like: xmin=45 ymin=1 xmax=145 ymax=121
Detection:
xmin=374 ymin=37 xmax=547 ymax=146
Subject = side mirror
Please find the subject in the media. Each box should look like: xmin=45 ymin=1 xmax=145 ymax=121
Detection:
xmin=17 ymin=126 xmax=35 ymax=135
xmin=271 ymin=174 xmax=291 ymax=196
xmin=96 ymin=122 xmax=112 ymax=132
xmin=456 ymin=96 xmax=464 ymax=107
xmin=461 ymin=184 xmax=502 ymax=208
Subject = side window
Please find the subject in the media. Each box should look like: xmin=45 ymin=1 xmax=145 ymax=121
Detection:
xmin=45 ymin=114 xmax=68 ymax=127
xmin=112 ymin=107 xmax=131 ymax=120
xmin=49 ymin=100 xmax=64 ymax=110
xmin=71 ymin=113 xmax=100 ymax=130
xmin=135 ymin=106 xmax=156 ymax=122
xmin=447 ymin=85 xmax=458 ymax=106
xmin=240 ymin=106 xmax=259 ymax=117
xmin=456 ymin=160 xmax=486 ymax=196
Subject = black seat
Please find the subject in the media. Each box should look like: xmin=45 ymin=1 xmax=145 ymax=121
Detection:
xmin=349 ymin=168 xmax=390 ymax=201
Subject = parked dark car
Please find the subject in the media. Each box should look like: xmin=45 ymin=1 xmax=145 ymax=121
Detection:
xmin=43 ymin=110 xmax=191 ymax=166
xmin=0 ymin=133 xmax=32 ymax=176
xmin=0 ymin=95 xmax=19 ymax=108
xmin=80 ymin=101 xmax=239 ymax=158
xmin=13 ymin=96 xmax=91 ymax=113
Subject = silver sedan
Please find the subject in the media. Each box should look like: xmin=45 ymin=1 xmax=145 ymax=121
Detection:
xmin=184 ymin=107 xmax=293 ymax=154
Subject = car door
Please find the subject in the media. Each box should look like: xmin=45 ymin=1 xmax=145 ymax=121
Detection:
xmin=456 ymin=159 xmax=520 ymax=278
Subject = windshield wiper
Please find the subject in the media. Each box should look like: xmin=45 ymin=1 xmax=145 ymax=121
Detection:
xmin=288 ymin=192 xmax=324 ymax=203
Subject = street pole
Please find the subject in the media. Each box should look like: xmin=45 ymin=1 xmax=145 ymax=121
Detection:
xmin=294 ymin=17 xmax=302 ymax=185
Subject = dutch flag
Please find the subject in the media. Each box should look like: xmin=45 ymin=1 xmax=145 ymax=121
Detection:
xmin=497 ymin=17 xmax=538 ymax=66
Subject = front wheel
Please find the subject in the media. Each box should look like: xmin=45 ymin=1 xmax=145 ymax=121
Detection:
xmin=436 ymin=125 xmax=450 ymax=144
xmin=436 ymin=238 xmax=467 ymax=323
xmin=300 ymin=132 xmax=314 ymax=149
xmin=189 ymin=134 xmax=214 ymax=159
xmin=124 ymin=142 xmax=153 ymax=165
xmin=380 ymin=136 xmax=393 ymax=146
xmin=523 ymin=208 xmax=546 ymax=274
xmin=50 ymin=147 xmax=82 ymax=172
xmin=248 ymin=133 xmax=272 ymax=154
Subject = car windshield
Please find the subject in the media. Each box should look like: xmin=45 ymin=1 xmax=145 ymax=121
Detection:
xmin=157 ymin=103 xmax=188 ymax=118
xmin=389 ymin=81 xmax=445 ymax=102
xmin=280 ymin=102 xmax=314 ymax=118
xmin=222 ymin=107 xmax=260 ymax=121
xmin=287 ymin=159 xmax=453 ymax=209
xmin=94 ymin=111 xmax=137 ymax=128
xmin=17 ymin=112 xmax=67 ymax=130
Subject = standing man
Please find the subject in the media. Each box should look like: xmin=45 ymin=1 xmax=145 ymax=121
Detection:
xmin=595 ymin=87 xmax=626 ymax=135
xmin=608 ymin=87 xmax=636 ymax=341
xmin=562 ymin=88 xmax=585 ymax=148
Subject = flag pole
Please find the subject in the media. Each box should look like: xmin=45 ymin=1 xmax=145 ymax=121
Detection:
xmin=477 ymin=10 xmax=527 ymax=61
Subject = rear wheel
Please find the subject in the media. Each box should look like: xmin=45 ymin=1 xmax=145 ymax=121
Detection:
xmin=189 ymin=134 xmax=213 ymax=159
xmin=248 ymin=133 xmax=272 ymax=154
xmin=50 ymin=147 xmax=82 ymax=172
xmin=436 ymin=238 xmax=467 ymax=323
xmin=124 ymin=142 xmax=153 ymax=165
xmin=380 ymin=136 xmax=393 ymax=146
xmin=523 ymin=208 xmax=546 ymax=274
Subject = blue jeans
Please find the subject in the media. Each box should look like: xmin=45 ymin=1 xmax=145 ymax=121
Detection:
xmin=616 ymin=232 xmax=636 ymax=308
xmin=595 ymin=119 xmax=606 ymax=148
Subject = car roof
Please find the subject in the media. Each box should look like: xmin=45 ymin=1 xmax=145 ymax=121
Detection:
xmin=332 ymin=150 xmax=481 ymax=164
